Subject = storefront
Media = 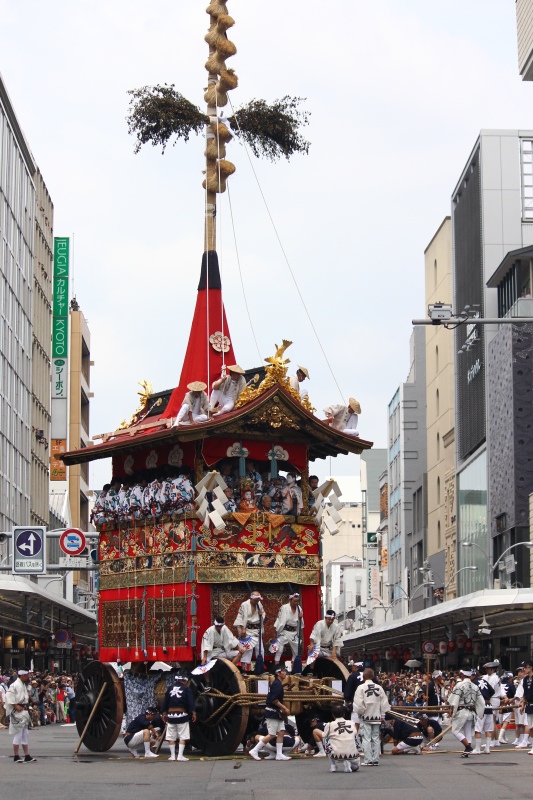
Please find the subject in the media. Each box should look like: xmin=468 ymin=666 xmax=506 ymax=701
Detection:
xmin=0 ymin=576 xmax=97 ymax=673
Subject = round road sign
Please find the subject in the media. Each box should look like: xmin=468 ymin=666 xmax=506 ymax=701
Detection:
xmin=59 ymin=528 xmax=86 ymax=556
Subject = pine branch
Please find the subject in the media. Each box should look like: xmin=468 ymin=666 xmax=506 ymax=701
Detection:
xmin=127 ymin=84 xmax=207 ymax=153
xmin=228 ymin=96 xmax=310 ymax=161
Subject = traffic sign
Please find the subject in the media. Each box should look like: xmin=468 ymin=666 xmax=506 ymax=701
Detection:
xmin=13 ymin=527 xmax=46 ymax=574
xmin=59 ymin=528 xmax=86 ymax=556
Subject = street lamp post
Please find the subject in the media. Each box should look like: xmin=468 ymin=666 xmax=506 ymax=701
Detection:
xmin=443 ymin=566 xmax=478 ymax=600
xmin=461 ymin=541 xmax=533 ymax=589
xmin=385 ymin=580 xmax=435 ymax=614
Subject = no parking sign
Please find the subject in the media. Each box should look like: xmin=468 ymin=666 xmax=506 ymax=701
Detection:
xmin=59 ymin=528 xmax=86 ymax=556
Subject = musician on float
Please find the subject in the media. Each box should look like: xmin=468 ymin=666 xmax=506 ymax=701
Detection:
xmin=234 ymin=590 xmax=265 ymax=669
xmin=201 ymin=616 xmax=244 ymax=665
xmin=308 ymin=610 xmax=342 ymax=660
xmin=210 ymin=364 xmax=246 ymax=415
xmin=272 ymin=592 xmax=304 ymax=666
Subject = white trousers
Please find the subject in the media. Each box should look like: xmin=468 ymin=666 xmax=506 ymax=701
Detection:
xmin=240 ymin=636 xmax=264 ymax=664
xmin=13 ymin=727 xmax=29 ymax=746
xmin=210 ymin=389 xmax=236 ymax=414
xmin=176 ymin=404 xmax=208 ymax=424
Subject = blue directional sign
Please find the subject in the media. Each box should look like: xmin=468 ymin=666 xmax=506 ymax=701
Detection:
xmin=12 ymin=526 xmax=46 ymax=575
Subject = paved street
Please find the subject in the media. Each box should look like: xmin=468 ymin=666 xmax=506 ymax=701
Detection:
xmin=1 ymin=726 xmax=532 ymax=800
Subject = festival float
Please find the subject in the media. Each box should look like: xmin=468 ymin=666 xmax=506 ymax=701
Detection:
xmin=62 ymin=0 xmax=372 ymax=756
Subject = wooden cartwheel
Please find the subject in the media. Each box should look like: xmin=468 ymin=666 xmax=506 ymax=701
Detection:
xmin=73 ymin=657 xmax=348 ymax=756
xmin=74 ymin=661 xmax=125 ymax=752
xmin=189 ymin=656 xmax=348 ymax=757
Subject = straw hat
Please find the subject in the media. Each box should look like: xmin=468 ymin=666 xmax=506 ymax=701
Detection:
xmin=187 ymin=381 xmax=207 ymax=392
xmin=227 ymin=364 xmax=245 ymax=374
xmin=348 ymin=397 xmax=361 ymax=414
xmin=297 ymin=365 xmax=309 ymax=379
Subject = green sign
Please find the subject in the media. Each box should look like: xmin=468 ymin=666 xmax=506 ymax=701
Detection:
xmin=53 ymin=276 xmax=69 ymax=317
xmin=52 ymin=317 xmax=68 ymax=358
xmin=367 ymin=531 xmax=377 ymax=544
xmin=54 ymin=238 xmax=69 ymax=277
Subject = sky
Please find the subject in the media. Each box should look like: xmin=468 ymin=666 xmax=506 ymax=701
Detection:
xmin=1 ymin=0 xmax=531 ymax=491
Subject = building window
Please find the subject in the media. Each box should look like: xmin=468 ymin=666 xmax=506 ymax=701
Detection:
xmin=436 ymin=388 xmax=440 ymax=416
xmin=434 ymin=259 xmax=438 ymax=289
xmin=437 ymin=432 xmax=440 ymax=460
xmin=435 ymin=345 xmax=439 ymax=374
xmin=437 ymin=476 xmax=441 ymax=505
xmin=521 ymin=139 xmax=533 ymax=221
xmin=437 ymin=520 xmax=441 ymax=549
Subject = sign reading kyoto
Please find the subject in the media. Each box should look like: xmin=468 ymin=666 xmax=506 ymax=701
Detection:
xmin=12 ymin=526 xmax=46 ymax=575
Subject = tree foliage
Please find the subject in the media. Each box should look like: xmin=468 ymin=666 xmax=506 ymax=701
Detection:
xmin=229 ymin=97 xmax=310 ymax=162
xmin=127 ymin=84 xmax=207 ymax=154
xmin=127 ymin=85 xmax=310 ymax=161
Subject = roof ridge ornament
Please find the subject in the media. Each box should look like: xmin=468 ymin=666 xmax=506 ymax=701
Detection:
xmin=236 ymin=340 xmax=315 ymax=413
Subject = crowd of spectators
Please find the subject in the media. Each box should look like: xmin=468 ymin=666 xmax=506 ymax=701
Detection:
xmin=0 ymin=670 xmax=77 ymax=729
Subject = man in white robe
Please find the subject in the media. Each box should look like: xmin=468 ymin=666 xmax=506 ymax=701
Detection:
xmin=273 ymin=593 xmax=304 ymax=665
xmin=210 ymin=365 xmax=246 ymax=415
xmin=234 ymin=591 xmax=266 ymax=668
xmin=324 ymin=398 xmax=361 ymax=436
xmin=4 ymin=670 xmax=36 ymax=763
xmin=353 ymin=668 xmax=390 ymax=765
xmin=201 ymin=616 xmax=244 ymax=664
xmin=448 ymin=668 xmax=485 ymax=757
xmin=308 ymin=610 xmax=342 ymax=659
xmin=175 ymin=382 xmax=209 ymax=425
xmin=288 ymin=366 xmax=309 ymax=400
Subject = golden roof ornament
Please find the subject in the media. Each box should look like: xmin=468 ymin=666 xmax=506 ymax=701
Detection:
xmin=117 ymin=380 xmax=161 ymax=429
xmin=236 ymin=340 xmax=315 ymax=413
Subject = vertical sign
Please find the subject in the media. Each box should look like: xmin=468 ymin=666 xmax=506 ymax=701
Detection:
xmin=51 ymin=238 xmax=69 ymax=454
xmin=50 ymin=439 xmax=67 ymax=480
xmin=12 ymin=527 xmax=46 ymax=574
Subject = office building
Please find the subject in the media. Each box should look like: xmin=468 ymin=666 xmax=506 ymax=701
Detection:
xmin=453 ymin=130 xmax=533 ymax=594
xmin=516 ymin=0 xmax=533 ymax=80
xmin=424 ymin=217 xmax=454 ymax=597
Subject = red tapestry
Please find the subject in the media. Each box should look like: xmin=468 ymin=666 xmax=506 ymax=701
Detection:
xmin=112 ymin=441 xmax=196 ymax=478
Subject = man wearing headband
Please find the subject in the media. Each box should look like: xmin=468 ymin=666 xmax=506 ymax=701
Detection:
xmin=234 ymin=591 xmax=266 ymax=671
xmin=344 ymin=660 xmax=365 ymax=734
xmin=308 ymin=610 xmax=343 ymax=660
xmin=249 ymin=666 xmax=292 ymax=761
xmin=497 ymin=671 xmax=516 ymax=744
xmin=273 ymin=593 xmax=304 ymax=666
xmin=4 ymin=669 xmax=36 ymax=763
xmin=123 ymin=706 xmax=163 ymax=758
xmin=201 ymin=616 xmax=244 ymax=665
xmin=161 ymin=673 xmax=196 ymax=761
xmin=447 ymin=668 xmax=485 ymax=757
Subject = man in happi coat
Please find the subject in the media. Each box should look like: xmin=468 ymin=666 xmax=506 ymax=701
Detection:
xmin=448 ymin=668 xmax=485 ymax=758
xmin=353 ymin=668 xmax=391 ymax=765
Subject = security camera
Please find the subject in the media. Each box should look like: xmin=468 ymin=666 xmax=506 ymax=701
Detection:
xmin=478 ymin=626 xmax=491 ymax=636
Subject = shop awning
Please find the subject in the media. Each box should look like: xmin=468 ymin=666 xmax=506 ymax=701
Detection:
xmin=0 ymin=575 xmax=97 ymax=644
xmin=342 ymin=588 xmax=533 ymax=655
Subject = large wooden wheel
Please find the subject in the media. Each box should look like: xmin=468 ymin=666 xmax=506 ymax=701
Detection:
xmin=75 ymin=661 xmax=125 ymax=752
xmin=296 ymin=657 xmax=349 ymax=747
xmin=189 ymin=658 xmax=249 ymax=757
